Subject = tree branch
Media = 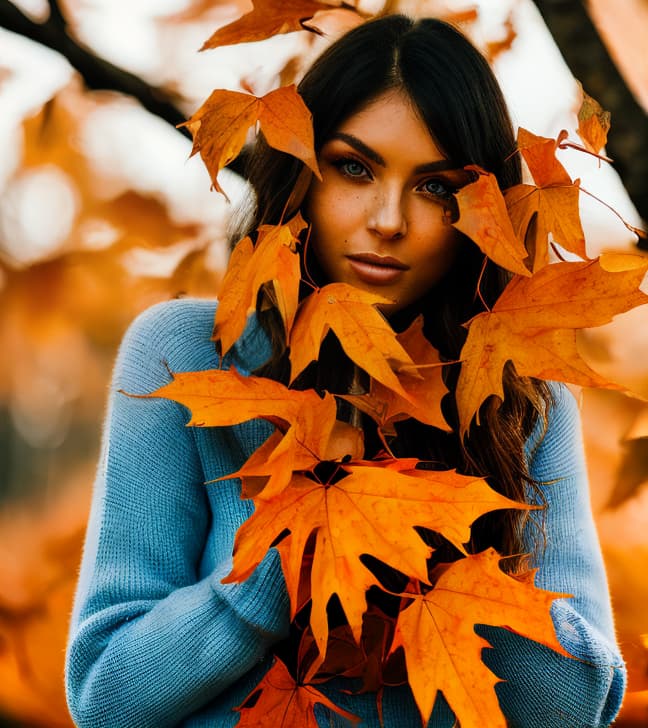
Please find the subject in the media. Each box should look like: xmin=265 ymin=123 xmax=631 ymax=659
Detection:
xmin=0 ymin=0 xmax=190 ymax=137
xmin=533 ymin=0 xmax=648 ymax=247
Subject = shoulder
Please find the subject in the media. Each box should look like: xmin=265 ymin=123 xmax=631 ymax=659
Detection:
xmin=127 ymin=297 xmax=217 ymax=337
xmin=122 ymin=298 xmax=218 ymax=367
xmin=116 ymin=299 xmax=219 ymax=388
xmin=115 ymin=298 xmax=271 ymax=392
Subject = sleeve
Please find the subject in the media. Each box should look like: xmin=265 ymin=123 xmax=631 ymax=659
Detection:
xmin=65 ymin=303 xmax=290 ymax=728
xmin=476 ymin=384 xmax=627 ymax=728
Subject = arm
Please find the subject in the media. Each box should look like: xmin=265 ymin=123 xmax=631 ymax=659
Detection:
xmin=65 ymin=301 xmax=290 ymax=728
xmin=478 ymin=384 xmax=626 ymax=727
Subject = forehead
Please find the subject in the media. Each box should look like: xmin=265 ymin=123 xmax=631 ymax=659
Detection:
xmin=333 ymin=90 xmax=446 ymax=164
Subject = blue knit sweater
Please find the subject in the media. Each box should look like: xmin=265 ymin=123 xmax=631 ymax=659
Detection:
xmin=66 ymin=298 xmax=626 ymax=727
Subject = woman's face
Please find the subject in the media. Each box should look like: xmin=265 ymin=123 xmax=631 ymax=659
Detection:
xmin=305 ymin=90 xmax=465 ymax=314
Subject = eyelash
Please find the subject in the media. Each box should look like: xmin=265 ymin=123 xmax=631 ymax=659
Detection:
xmin=330 ymin=156 xmax=456 ymax=199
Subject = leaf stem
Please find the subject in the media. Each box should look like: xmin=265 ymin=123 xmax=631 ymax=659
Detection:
xmin=579 ymin=186 xmax=647 ymax=239
xmin=300 ymin=224 xmax=320 ymax=290
xmin=474 ymin=256 xmax=491 ymax=312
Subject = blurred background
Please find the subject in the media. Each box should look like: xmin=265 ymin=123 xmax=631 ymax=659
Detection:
xmin=0 ymin=0 xmax=646 ymax=725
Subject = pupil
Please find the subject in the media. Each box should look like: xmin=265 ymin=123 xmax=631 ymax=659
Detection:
xmin=427 ymin=181 xmax=447 ymax=196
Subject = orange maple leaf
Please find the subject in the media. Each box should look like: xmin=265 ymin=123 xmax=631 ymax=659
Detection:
xmin=212 ymin=236 xmax=254 ymax=350
xmin=181 ymin=86 xmax=320 ymax=196
xmin=201 ymin=0 xmax=345 ymax=49
xmin=235 ymin=657 xmax=359 ymax=727
xmin=228 ymin=428 xmax=319 ymax=500
xmin=141 ymin=366 xmax=335 ymax=433
xmin=289 ymin=283 xmax=417 ymax=399
xmin=141 ymin=366 xmax=367 ymax=500
xmin=224 ymin=462 xmax=527 ymax=657
xmin=214 ymin=215 xmax=306 ymax=355
xmin=228 ymin=418 xmax=364 ymax=501
xmin=454 ymin=166 xmax=531 ymax=276
xmin=340 ymin=315 xmax=450 ymax=435
xmin=302 ymin=5 xmax=367 ymax=37
xmin=516 ymin=128 xmax=572 ymax=188
xmin=505 ymin=128 xmax=586 ymax=271
xmin=456 ymin=253 xmax=648 ymax=435
xmin=141 ymin=365 xmax=337 ymax=476
xmin=391 ymin=549 xmax=571 ymax=727
xmin=576 ymin=84 xmax=611 ymax=156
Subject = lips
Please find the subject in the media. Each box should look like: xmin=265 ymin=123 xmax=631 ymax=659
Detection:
xmin=346 ymin=252 xmax=409 ymax=285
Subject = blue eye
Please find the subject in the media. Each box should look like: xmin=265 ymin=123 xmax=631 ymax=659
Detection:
xmin=420 ymin=179 xmax=452 ymax=198
xmin=344 ymin=161 xmax=365 ymax=176
xmin=333 ymin=158 xmax=370 ymax=179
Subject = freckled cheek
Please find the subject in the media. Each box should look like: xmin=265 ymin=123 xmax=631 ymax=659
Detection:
xmin=330 ymin=190 xmax=360 ymax=222
xmin=306 ymin=193 xmax=344 ymax=277
xmin=315 ymin=196 xmax=360 ymax=252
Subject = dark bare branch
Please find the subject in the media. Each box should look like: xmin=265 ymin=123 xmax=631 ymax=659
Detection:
xmin=0 ymin=0 xmax=190 ymax=137
xmin=533 ymin=0 xmax=648 ymax=247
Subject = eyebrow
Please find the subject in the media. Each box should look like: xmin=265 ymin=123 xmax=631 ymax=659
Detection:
xmin=328 ymin=132 xmax=456 ymax=174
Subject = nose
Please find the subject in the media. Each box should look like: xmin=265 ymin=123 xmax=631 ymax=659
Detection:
xmin=367 ymin=185 xmax=407 ymax=240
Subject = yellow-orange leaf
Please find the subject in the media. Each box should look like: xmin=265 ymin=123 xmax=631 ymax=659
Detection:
xmin=505 ymin=129 xmax=585 ymax=271
xmin=182 ymin=86 xmax=320 ymax=195
xmin=391 ymin=549 xmax=571 ymax=726
xmin=229 ymin=428 xmax=318 ymax=500
xmin=454 ymin=167 xmax=531 ymax=276
xmin=214 ymin=215 xmax=306 ymax=355
xmin=229 ymin=418 xmax=364 ymax=501
xmin=576 ymin=84 xmax=611 ymax=155
xmin=145 ymin=362 xmax=334 ymax=434
xmin=235 ymin=657 xmax=359 ymax=726
xmin=142 ymin=367 xmax=345 ymax=499
xmin=201 ymin=0 xmax=340 ymax=49
xmin=289 ymin=283 xmax=416 ymax=399
xmin=505 ymin=183 xmax=585 ymax=272
xmin=341 ymin=315 xmax=450 ymax=433
xmin=456 ymin=254 xmax=648 ymax=435
xmin=224 ymin=462 xmax=527 ymax=656
xmin=211 ymin=235 xmax=254 ymax=351
xmin=303 ymin=6 xmax=367 ymax=37
xmin=323 ymin=419 xmax=365 ymax=461
xmin=516 ymin=128 xmax=571 ymax=187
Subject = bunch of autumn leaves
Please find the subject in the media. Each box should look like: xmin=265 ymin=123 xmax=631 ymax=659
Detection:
xmin=145 ymin=6 xmax=648 ymax=727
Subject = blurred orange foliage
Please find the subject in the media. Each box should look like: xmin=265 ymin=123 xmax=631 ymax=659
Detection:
xmin=0 ymin=76 xmax=225 ymax=726
xmin=0 ymin=469 xmax=91 ymax=726
xmin=0 ymin=0 xmax=646 ymax=724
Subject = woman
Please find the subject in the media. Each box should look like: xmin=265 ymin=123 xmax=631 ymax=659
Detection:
xmin=65 ymin=15 xmax=626 ymax=727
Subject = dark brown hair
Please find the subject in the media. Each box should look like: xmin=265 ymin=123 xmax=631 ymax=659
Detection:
xmin=236 ymin=15 xmax=552 ymax=565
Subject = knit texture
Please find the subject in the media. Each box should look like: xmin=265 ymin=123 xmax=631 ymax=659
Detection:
xmin=65 ymin=298 xmax=626 ymax=727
